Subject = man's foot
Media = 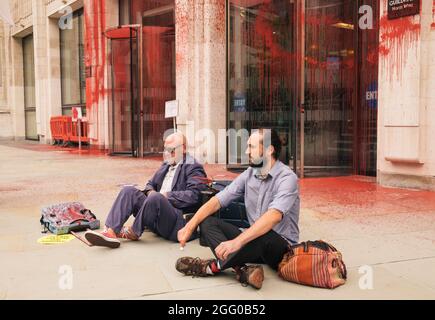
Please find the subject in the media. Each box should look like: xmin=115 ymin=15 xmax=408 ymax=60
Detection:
xmin=235 ymin=265 xmax=264 ymax=289
xmin=175 ymin=257 xmax=218 ymax=277
xmin=116 ymin=226 xmax=139 ymax=241
xmin=84 ymin=228 xmax=121 ymax=249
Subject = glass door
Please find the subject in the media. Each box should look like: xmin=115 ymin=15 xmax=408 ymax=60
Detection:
xmin=106 ymin=26 xmax=139 ymax=156
xmin=23 ymin=34 xmax=38 ymax=141
xmin=138 ymin=2 xmax=176 ymax=154
xmin=227 ymin=0 xmax=299 ymax=170
xmin=301 ymin=0 xmax=379 ymax=177
xmin=302 ymin=0 xmax=357 ymax=176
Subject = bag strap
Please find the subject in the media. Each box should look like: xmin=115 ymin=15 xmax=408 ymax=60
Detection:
xmin=80 ymin=208 xmax=96 ymax=220
xmin=40 ymin=216 xmax=49 ymax=234
xmin=69 ymin=218 xmax=90 ymax=225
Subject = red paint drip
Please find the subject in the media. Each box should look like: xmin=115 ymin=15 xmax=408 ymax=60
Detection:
xmin=84 ymin=0 xmax=107 ymax=142
xmin=432 ymin=0 xmax=435 ymax=29
xmin=379 ymin=15 xmax=421 ymax=81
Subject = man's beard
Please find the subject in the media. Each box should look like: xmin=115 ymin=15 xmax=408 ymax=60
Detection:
xmin=249 ymin=156 xmax=265 ymax=168
xmin=163 ymin=153 xmax=176 ymax=166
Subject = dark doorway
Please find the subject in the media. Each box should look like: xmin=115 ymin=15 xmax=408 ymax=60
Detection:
xmin=106 ymin=1 xmax=176 ymax=157
xmin=302 ymin=0 xmax=379 ymax=177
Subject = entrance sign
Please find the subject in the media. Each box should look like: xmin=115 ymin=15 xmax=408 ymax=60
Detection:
xmin=388 ymin=0 xmax=420 ymax=20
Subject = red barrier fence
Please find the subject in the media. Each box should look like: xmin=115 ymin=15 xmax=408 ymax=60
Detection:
xmin=50 ymin=116 xmax=89 ymax=144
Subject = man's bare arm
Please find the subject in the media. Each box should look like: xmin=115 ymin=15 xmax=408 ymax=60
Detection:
xmin=189 ymin=196 xmax=221 ymax=228
xmin=178 ymin=196 xmax=222 ymax=247
xmin=236 ymin=209 xmax=282 ymax=246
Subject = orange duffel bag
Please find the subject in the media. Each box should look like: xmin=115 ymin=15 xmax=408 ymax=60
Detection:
xmin=278 ymin=240 xmax=347 ymax=289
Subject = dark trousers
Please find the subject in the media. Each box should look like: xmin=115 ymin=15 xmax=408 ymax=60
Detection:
xmin=199 ymin=216 xmax=289 ymax=270
xmin=105 ymin=186 xmax=185 ymax=242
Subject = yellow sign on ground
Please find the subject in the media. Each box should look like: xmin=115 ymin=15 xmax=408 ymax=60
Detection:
xmin=37 ymin=234 xmax=76 ymax=245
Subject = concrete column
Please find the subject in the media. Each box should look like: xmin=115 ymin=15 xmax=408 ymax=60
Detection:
xmin=377 ymin=0 xmax=435 ymax=190
xmin=32 ymin=0 xmax=49 ymax=143
xmin=0 ymin=22 xmax=14 ymax=140
xmin=46 ymin=16 xmax=62 ymax=138
xmin=83 ymin=0 xmax=118 ymax=150
xmin=175 ymin=0 xmax=226 ymax=163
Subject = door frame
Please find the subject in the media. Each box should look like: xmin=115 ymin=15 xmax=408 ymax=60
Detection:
xmin=105 ymin=25 xmax=143 ymax=157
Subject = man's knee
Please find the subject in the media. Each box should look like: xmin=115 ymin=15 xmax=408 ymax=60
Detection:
xmin=199 ymin=216 xmax=220 ymax=247
xmin=119 ymin=186 xmax=139 ymax=197
xmin=199 ymin=215 xmax=218 ymax=233
xmin=146 ymin=191 xmax=165 ymax=205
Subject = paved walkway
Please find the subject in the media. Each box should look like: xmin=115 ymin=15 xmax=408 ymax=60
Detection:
xmin=1 ymin=142 xmax=435 ymax=299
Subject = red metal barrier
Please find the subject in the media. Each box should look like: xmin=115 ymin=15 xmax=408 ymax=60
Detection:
xmin=50 ymin=116 xmax=67 ymax=142
xmin=70 ymin=119 xmax=90 ymax=143
xmin=50 ymin=116 xmax=89 ymax=144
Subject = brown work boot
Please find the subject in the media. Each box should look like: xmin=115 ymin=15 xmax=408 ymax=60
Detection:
xmin=235 ymin=265 xmax=264 ymax=289
xmin=175 ymin=257 xmax=216 ymax=277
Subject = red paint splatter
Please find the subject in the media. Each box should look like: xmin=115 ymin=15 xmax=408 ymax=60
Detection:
xmin=379 ymin=15 xmax=421 ymax=81
xmin=211 ymin=0 xmax=226 ymax=39
xmin=175 ymin=1 xmax=189 ymax=70
xmin=432 ymin=0 xmax=435 ymax=29
xmin=84 ymin=0 xmax=107 ymax=142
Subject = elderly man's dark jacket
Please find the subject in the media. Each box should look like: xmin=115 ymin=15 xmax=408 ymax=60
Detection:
xmin=143 ymin=154 xmax=207 ymax=213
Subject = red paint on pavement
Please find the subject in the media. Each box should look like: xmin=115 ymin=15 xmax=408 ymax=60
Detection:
xmin=300 ymin=176 xmax=435 ymax=219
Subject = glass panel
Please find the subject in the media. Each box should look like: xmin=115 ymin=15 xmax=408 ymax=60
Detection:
xmin=110 ymin=36 xmax=136 ymax=154
xmin=60 ymin=12 xmax=85 ymax=105
xmin=228 ymin=0 xmax=297 ymax=166
xmin=23 ymin=35 xmax=35 ymax=110
xmin=357 ymin=0 xmax=378 ymax=176
xmin=119 ymin=0 xmax=131 ymax=25
xmin=132 ymin=1 xmax=175 ymax=154
xmin=62 ymin=106 xmax=86 ymax=116
xmin=303 ymin=0 xmax=356 ymax=176
xmin=23 ymin=35 xmax=38 ymax=140
xmin=78 ymin=13 xmax=86 ymax=104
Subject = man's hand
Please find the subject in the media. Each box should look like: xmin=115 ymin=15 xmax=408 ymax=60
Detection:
xmin=215 ymin=239 xmax=243 ymax=261
xmin=178 ymin=223 xmax=195 ymax=248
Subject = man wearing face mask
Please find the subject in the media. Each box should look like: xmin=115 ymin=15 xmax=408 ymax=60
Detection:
xmin=84 ymin=132 xmax=207 ymax=248
xmin=175 ymin=129 xmax=300 ymax=290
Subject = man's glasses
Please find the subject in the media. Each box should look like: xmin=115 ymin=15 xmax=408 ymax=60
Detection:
xmin=163 ymin=144 xmax=184 ymax=154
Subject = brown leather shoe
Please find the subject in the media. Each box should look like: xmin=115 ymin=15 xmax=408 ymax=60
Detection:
xmin=235 ymin=265 xmax=264 ymax=289
xmin=175 ymin=257 xmax=215 ymax=277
